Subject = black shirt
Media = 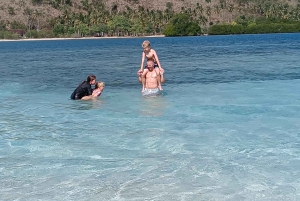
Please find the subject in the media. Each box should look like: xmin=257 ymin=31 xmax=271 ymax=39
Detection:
xmin=70 ymin=81 xmax=93 ymax=100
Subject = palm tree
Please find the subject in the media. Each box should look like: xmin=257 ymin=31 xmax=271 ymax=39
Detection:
xmin=199 ymin=15 xmax=208 ymax=26
xmin=156 ymin=10 xmax=164 ymax=34
xmin=206 ymin=6 xmax=211 ymax=23
xmin=149 ymin=10 xmax=157 ymax=35
xmin=228 ymin=4 xmax=234 ymax=21
xmin=24 ymin=7 xmax=33 ymax=38
xmin=196 ymin=3 xmax=203 ymax=16
xmin=214 ymin=5 xmax=221 ymax=19
xmin=33 ymin=9 xmax=43 ymax=31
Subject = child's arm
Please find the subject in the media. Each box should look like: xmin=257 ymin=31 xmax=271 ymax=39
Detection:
xmin=153 ymin=49 xmax=164 ymax=73
xmin=140 ymin=52 xmax=146 ymax=71
xmin=92 ymin=90 xmax=99 ymax=97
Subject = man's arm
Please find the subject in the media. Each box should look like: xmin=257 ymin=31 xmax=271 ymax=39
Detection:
xmin=141 ymin=70 xmax=148 ymax=92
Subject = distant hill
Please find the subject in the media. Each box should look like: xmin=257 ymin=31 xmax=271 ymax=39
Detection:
xmin=0 ymin=0 xmax=298 ymax=29
xmin=1 ymin=0 xmax=300 ymax=38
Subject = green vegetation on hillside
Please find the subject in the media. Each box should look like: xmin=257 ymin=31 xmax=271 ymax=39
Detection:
xmin=163 ymin=13 xmax=202 ymax=36
xmin=209 ymin=17 xmax=300 ymax=35
xmin=1 ymin=0 xmax=300 ymax=39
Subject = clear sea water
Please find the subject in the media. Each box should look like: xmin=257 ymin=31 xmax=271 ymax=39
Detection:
xmin=1 ymin=34 xmax=300 ymax=201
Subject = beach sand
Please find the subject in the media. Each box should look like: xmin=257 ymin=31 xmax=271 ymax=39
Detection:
xmin=0 ymin=35 xmax=165 ymax=42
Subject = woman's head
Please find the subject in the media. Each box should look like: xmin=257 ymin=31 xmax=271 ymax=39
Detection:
xmin=95 ymin=81 xmax=105 ymax=90
xmin=87 ymin=74 xmax=96 ymax=85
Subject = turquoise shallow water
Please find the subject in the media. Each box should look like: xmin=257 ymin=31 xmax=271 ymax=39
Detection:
xmin=1 ymin=34 xmax=300 ymax=200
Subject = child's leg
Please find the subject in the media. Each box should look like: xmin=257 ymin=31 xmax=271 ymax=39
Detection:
xmin=160 ymin=70 xmax=165 ymax=83
xmin=155 ymin=68 xmax=163 ymax=90
xmin=141 ymin=69 xmax=148 ymax=92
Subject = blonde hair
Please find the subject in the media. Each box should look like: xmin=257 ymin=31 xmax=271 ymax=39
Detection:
xmin=142 ymin=40 xmax=150 ymax=49
xmin=95 ymin=81 xmax=105 ymax=89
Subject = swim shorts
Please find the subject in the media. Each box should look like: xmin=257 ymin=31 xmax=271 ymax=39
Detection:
xmin=142 ymin=88 xmax=160 ymax=96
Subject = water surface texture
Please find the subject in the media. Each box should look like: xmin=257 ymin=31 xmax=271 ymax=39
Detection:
xmin=1 ymin=34 xmax=300 ymax=201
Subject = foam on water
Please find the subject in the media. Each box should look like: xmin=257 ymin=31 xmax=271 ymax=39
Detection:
xmin=1 ymin=34 xmax=300 ymax=200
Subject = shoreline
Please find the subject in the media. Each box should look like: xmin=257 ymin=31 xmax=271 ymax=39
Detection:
xmin=0 ymin=35 xmax=165 ymax=42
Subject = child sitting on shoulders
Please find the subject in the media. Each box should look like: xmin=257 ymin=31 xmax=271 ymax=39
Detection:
xmin=137 ymin=40 xmax=165 ymax=91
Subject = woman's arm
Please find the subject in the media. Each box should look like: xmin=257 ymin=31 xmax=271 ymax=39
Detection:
xmin=92 ymin=90 xmax=99 ymax=97
xmin=81 ymin=95 xmax=93 ymax=100
xmin=81 ymin=85 xmax=94 ymax=100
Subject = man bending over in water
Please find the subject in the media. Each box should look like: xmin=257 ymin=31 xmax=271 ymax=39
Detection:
xmin=139 ymin=60 xmax=162 ymax=94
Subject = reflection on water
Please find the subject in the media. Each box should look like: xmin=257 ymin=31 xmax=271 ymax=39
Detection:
xmin=140 ymin=93 xmax=167 ymax=116
xmin=68 ymin=99 xmax=105 ymax=110
xmin=90 ymin=98 xmax=105 ymax=109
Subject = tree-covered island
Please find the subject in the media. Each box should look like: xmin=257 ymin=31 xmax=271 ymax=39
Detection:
xmin=0 ymin=0 xmax=300 ymax=39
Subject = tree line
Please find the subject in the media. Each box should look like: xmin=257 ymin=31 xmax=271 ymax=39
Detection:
xmin=208 ymin=17 xmax=300 ymax=35
xmin=1 ymin=0 xmax=300 ymax=39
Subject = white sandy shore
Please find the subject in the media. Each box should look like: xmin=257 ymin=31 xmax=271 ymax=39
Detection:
xmin=0 ymin=35 xmax=165 ymax=42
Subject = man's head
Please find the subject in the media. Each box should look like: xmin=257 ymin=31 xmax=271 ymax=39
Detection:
xmin=147 ymin=60 xmax=154 ymax=71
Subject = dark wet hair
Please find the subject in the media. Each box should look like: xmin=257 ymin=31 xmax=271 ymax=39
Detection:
xmin=78 ymin=74 xmax=96 ymax=87
xmin=87 ymin=74 xmax=96 ymax=82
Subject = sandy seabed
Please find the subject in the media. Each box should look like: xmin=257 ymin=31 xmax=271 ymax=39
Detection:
xmin=0 ymin=35 xmax=165 ymax=42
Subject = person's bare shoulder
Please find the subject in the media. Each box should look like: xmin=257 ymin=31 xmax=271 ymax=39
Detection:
xmin=151 ymin=49 xmax=156 ymax=53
